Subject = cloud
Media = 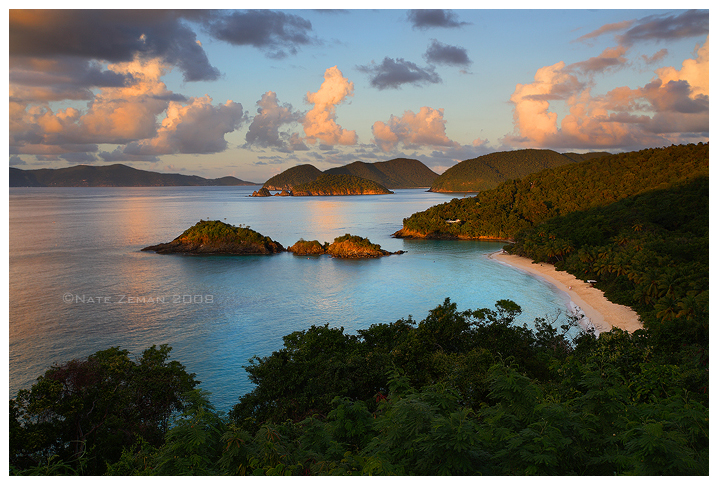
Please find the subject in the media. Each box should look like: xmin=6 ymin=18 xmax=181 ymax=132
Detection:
xmin=407 ymin=9 xmax=469 ymax=30
xmin=302 ymin=66 xmax=357 ymax=146
xmin=423 ymin=40 xmax=471 ymax=66
xmin=575 ymin=9 xmax=708 ymax=46
xmin=618 ymin=9 xmax=708 ymax=45
xmin=123 ymin=95 xmax=246 ymax=156
xmin=504 ymin=36 xmax=709 ymax=150
xmin=202 ymin=10 xmax=317 ymax=59
xmin=569 ymin=46 xmax=627 ymax=75
xmin=244 ymin=91 xmax=304 ymax=151
xmin=9 ymin=156 xmax=27 ymax=166
xmin=358 ymin=57 xmax=441 ymax=90
xmin=642 ymin=49 xmax=669 ymax=65
xmin=371 ymin=107 xmax=458 ymax=152
xmin=9 ymin=10 xmax=220 ymax=82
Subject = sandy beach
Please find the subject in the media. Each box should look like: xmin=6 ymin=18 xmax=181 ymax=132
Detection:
xmin=489 ymin=251 xmax=642 ymax=334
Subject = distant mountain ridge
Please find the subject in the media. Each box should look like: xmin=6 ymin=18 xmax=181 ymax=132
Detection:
xmin=9 ymin=164 xmax=258 ymax=187
xmin=429 ymin=149 xmax=611 ymax=193
xmin=263 ymin=158 xmax=438 ymax=191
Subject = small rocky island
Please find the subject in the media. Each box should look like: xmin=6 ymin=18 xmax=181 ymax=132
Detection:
xmin=288 ymin=234 xmax=404 ymax=258
xmin=143 ymin=221 xmax=403 ymax=259
xmin=142 ymin=220 xmax=284 ymax=255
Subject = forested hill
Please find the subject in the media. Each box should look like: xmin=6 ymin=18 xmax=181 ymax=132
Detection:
xmin=429 ymin=148 xmax=610 ymax=193
xmin=263 ymin=158 xmax=438 ymax=190
xmin=324 ymin=158 xmax=438 ymax=188
xmin=291 ymin=174 xmax=393 ymax=196
xmin=9 ymin=164 xmax=258 ymax=187
xmin=397 ymin=143 xmax=708 ymax=240
xmin=263 ymin=164 xmax=323 ymax=190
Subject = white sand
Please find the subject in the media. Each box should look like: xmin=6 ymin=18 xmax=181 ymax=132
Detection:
xmin=488 ymin=251 xmax=643 ymax=334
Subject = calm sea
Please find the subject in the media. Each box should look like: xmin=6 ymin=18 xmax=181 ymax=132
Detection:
xmin=9 ymin=186 xmax=570 ymax=411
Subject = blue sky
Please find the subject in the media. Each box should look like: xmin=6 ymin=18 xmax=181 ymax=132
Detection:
xmin=8 ymin=5 xmax=710 ymax=182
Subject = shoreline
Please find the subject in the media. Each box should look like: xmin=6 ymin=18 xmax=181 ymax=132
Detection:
xmin=488 ymin=250 xmax=642 ymax=335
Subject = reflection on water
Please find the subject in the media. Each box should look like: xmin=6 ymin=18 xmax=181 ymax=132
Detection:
xmin=9 ymin=187 xmax=570 ymax=410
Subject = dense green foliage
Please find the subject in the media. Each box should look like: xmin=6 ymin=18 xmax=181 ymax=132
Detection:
xmin=177 ymin=220 xmax=281 ymax=249
xmin=325 ymin=158 xmax=438 ymax=188
xmin=509 ymin=175 xmax=709 ymax=349
xmin=292 ymin=174 xmax=392 ymax=195
xmin=13 ymin=297 xmax=707 ymax=475
xmin=402 ymin=143 xmax=708 ymax=239
xmin=9 ymin=164 xmax=256 ymax=187
xmin=262 ymin=164 xmax=323 ymax=190
xmin=287 ymin=239 xmax=328 ymax=255
xmin=10 ymin=345 xmax=198 ymax=475
xmin=429 ymin=148 xmax=591 ymax=192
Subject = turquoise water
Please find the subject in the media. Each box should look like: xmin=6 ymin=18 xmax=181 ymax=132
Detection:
xmin=9 ymin=186 xmax=570 ymax=410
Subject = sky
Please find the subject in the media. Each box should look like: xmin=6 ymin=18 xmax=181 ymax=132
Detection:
xmin=7 ymin=4 xmax=711 ymax=183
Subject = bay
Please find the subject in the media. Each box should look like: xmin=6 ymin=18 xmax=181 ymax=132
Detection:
xmin=9 ymin=186 xmax=570 ymax=411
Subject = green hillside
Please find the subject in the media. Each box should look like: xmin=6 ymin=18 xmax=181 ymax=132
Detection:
xmin=292 ymin=174 xmax=392 ymax=196
xmin=324 ymin=158 xmax=438 ymax=188
xmin=430 ymin=148 xmax=604 ymax=193
xmin=398 ymin=143 xmax=708 ymax=240
xmin=262 ymin=164 xmax=323 ymax=190
xmin=9 ymin=164 xmax=257 ymax=187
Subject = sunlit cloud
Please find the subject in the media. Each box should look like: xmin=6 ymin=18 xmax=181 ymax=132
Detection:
xmin=504 ymin=36 xmax=708 ymax=150
xmin=303 ymin=66 xmax=357 ymax=146
xmin=372 ymin=106 xmax=458 ymax=152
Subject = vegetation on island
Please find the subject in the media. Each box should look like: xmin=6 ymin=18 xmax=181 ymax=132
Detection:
xmin=429 ymin=148 xmax=608 ymax=193
xmin=287 ymin=234 xmax=402 ymax=258
xmin=292 ymin=174 xmax=393 ymax=196
xmin=287 ymin=239 xmax=327 ymax=255
xmin=142 ymin=220 xmax=284 ymax=254
xmin=263 ymin=164 xmax=323 ymax=191
xmin=399 ymin=143 xmax=707 ymax=240
xmin=9 ymin=164 xmax=257 ymax=187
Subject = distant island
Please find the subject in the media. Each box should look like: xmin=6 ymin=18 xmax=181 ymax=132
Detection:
xmin=143 ymin=220 xmax=402 ymax=259
xmin=9 ymin=164 xmax=258 ymax=187
xmin=292 ymin=174 xmax=392 ymax=196
xmin=428 ymin=149 xmax=610 ymax=193
xmin=261 ymin=158 xmax=438 ymax=194
xmin=141 ymin=220 xmax=284 ymax=255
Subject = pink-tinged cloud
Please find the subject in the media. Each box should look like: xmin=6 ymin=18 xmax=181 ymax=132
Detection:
xmin=371 ymin=106 xmax=458 ymax=152
xmin=124 ymin=95 xmax=245 ymax=155
xmin=574 ymin=20 xmax=634 ymax=43
xmin=655 ymin=35 xmax=709 ymax=97
xmin=569 ymin=46 xmax=627 ymax=74
xmin=303 ymin=66 xmax=357 ymax=146
xmin=505 ymin=36 xmax=708 ymax=149
xmin=10 ymin=57 xmax=174 ymax=151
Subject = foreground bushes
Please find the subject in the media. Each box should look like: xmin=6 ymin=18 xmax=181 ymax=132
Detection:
xmin=10 ymin=299 xmax=708 ymax=475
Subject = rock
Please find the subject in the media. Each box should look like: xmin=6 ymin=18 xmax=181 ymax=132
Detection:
xmin=251 ymin=187 xmax=272 ymax=197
